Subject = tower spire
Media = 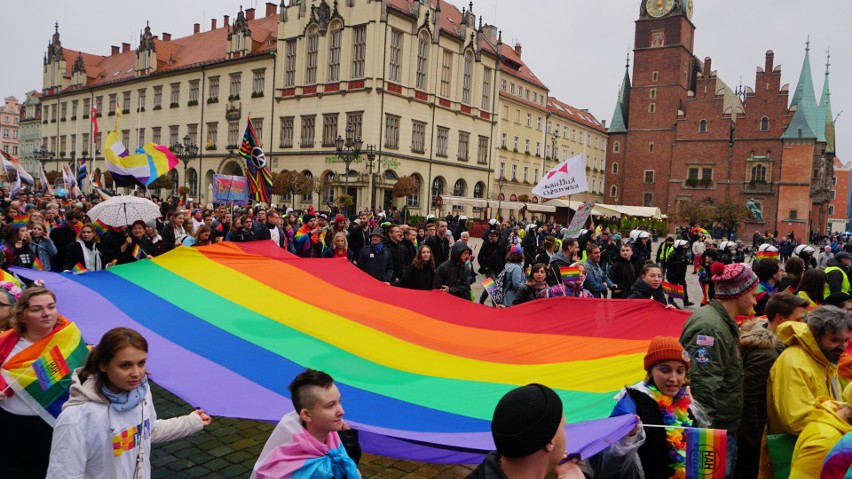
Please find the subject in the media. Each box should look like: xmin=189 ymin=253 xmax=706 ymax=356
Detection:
xmin=786 ymin=38 xmax=823 ymax=141
xmin=820 ymin=49 xmax=835 ymax=154
xmin=609 ymin=53 xmax=631 ymax=134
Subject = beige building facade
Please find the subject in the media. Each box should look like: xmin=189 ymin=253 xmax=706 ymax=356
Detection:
xmin=1 ymin=96 xmax=21 ymax=158
xmin=546 ymin=96 xmax=607 ymax=204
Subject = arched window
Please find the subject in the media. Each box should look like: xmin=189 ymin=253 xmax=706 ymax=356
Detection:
xmin=323 ymin=171 xmax=336 ymax=203
xmin=416 ymin=31 xmax=430 ymax=90
xmin=431 ymin=176 xmax=444 ymax=206
xmin=613 ymin=141 xmax=621 ymax=153
xmin=327 ymin=23 xmax=342 ymax=82
xmin=462 ymin=52 xmax=474 ymax=105
xmin=407 ymin=174 xmax=422 ymax=207
xmin=187 ymin=168 xmax=198 ymax=197
xmin=301 ymin=170 xmax=313 ymax=202
xmin=760 ymin=116 xmax=769 ymax=131
xmin=473 ymin=181 xmax=485 ymax=199
xmin=453 ymin=179 xmax=466 ymax=196
xmin=612 ymin=162 xmax=619 ymax=174
xmin=699 ymin=119 xmax=708 ymax=133
xmin=610 ymin=185 xmax=618 ymax=198
xmin=510 ymin=194 xmax=518 ymax=201
xmin=751 ymin=164 xmax=767 ymax=182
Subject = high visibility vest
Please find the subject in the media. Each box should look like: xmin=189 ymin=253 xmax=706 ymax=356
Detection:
xmin=824 ymin=265 xmax=851 ymax=298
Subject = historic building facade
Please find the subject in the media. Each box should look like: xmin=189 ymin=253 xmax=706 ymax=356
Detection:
xmin=827 ymin=157 xmax=849 ymax=234
xmin=1 ymin=96 xmax=21 ymax=158
xmin=606 ymin=0 xmax=836 ymax=239
xmin=19 ymin=91 xmax=42 ymax=174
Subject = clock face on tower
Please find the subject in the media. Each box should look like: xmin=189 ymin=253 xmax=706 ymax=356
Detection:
xmin=646 ymin=0 xmax=675 ymax=18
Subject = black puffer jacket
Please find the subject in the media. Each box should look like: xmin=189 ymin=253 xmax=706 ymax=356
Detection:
xmin=433 ymin=242 xmax=472 ymax=300
xmin=609 ymin=256 xmax=638 ymax=298
xmin=626 ymin=277 xmax=669 ymax=306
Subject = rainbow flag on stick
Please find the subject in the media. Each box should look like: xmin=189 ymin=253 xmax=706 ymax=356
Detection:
xmin=685 ymin=427 xmax=727 ymax=479
xmin=0 ymin=321 xmax=89 ymax=425
xmin=93 ymin=219 xmax=110 ymax=238
xmin=481 ymin=277 xmax=497 ymax=295
xmin=132 ymin=244 xmax=142 ymax=260
xmin=755 ymin=251 xmax=779 ymax=261
xmin=33 ymin=258 xmax=46 ymax=271
xmin=560 ymin=265 xmax=582 ymax=283
xmin=524 ymin=264 xmax=531 ymax=277
xmin=11 ymin=215 xmax=29 ymax=229
xmin=71 ymin=263 xmax=88 ymax=275
xmin=663 ymin=282 xmax=686 ymax=300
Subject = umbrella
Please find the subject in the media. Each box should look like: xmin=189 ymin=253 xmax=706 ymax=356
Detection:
xmin=690 ymin=227 xmax=708 ymax=235
xmin=85 ymin=195 xmax=160 ymax=227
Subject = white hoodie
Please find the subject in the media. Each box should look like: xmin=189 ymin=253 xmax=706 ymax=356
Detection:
xmin=46 ymin=369 xmax=203 ymax=479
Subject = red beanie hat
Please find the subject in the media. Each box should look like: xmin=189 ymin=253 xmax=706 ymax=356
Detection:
xmin=644 ymin=336 xmax=690 ymax=371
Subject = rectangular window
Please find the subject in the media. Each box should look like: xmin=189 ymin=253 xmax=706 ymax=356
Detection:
xmin=285 ymin=40 xmax=297 ymax=87
xmin=457 ymin=131 xmax=470 ymax=161
xmin=95 ymin=96 xmax=103 ymax=114
xmin=500 ymin=133 xmax=507 ymax=148
xmin=301 ymin=116 xmax=316 ymax=148
xmin=351 ymin=26 xmax=366 ymax=79
xmin=384 ymin=114 xmax=400 ymax=149
xmin=511 ymin=164 xmax=518 ymax=180
xmin=229 ymin=73 xmax=241 ymax=98
xmin=228 ymin=121 xmax=239 ymax=148
xmin=206 ymin=123 xmax=217 ymax=148
xmin=252 ymin=69 xmax=266 ymax=94
xmin=436 ymin=127 xmax=449 ymax=157
xmin=477 ymin=136 xmax=489 ymax=165
xmin=82 ymin=133 xmax=90 ymax=151
xmin=71 ymin=100 xmax=78 ymax=118
xmin=440 ymin=50 xmax=453 ymax=98
xmin=534 ymin=168 xmax=539 ymax=183
xmin=83 ymin=98 xmax=91 ymax=115
xmin=251 ymin=118 xmax=262 ymax=144
xmin=412 ymin=121 xmax=426 ymax=154
xmin=189 ymin=80 xmax=199 ymax=103
xmin=136 ymin=89 xmax=146 ymax=112
xmin=169 ymin=125 xmax=179 ymax=146
xmin=208 ymin=76 xmax=219 ymax=99
xmin=322 ymin=114 xmax=338 ymax=147
xmin=702 ymin=168 xmax=713 ymax=181
xmin=328 ymin=29 xmax=341 ymax=82
xmin=153 ymin=87 xmax=162 ymax=108
xmin=688 ymin=167 xmax=699 ymax=180
xmin=524 ymin=139 xmax=530 ymax=153
xmin=643 ymin=193 xmax=653 ymax=207
xmin=416 ymin=33 xmax=429 ymax=90
xmin=280 ymin=116 xmax=294 ymax=148
xmin=523 ymin=166 xmax=529 ymax=182
xmin=644 ymin=170 xmax=655 ymax=183
xmin=60 ymin=102 xmax=67 ymax=119
xmin=535 ymin=142 xmax=541 ymax=156
xmin=170 ymin=83 xmax=180 ymax=105
xmin=121 ymin=130 xmax=130 ymax=148
xmin=481 ymin=67 xmax=492 ymax=111
xmin=151 ymin=128 xmax=160 ymax=145
xmin=109 ymin=94 xmax=117 ymax=114
xmin=306 ymin=31 xmax=319 ymax=84
xmin=137 ymin=128 xmax=145 ymax=148
xmin=829 ymin=205 xmax=836 ymax=215
xmin=649 ymin=88 xmax=657 ymax=99
xmin=346 ymin=112 xmax=363 ymax=141
xmin=389 ymin=30 xmax=402 ymax=82
xmin=121 ymin=91 xmax=130 ymax=111
xmin=462 ymin=54 xmax=473 ymax=105
xmin=526 ymin=114 xmax=532 ymax=128
xmin=513 ymin=136 xmax=518 ymax=150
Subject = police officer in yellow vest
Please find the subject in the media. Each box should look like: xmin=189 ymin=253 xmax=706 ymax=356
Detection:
xmin=656 ymin=236 xmax=675 ymax=275
xmin=824 ymin=251 xmax=852 ymax=298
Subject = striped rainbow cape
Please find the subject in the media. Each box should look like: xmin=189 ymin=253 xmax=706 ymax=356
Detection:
xmin=0 ymin=319 xmax=89 ymax=426
xmin=16 ymin=242 xmax=688 ymax=462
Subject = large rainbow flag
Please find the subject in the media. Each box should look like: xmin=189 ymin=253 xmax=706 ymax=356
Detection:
xmin=16 ymin=242 xmax=688 ymax=462
xmin=104 ymin=107 xmax=179 ymax=187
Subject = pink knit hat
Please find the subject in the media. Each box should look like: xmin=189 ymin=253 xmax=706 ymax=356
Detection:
xmin=710 ymin=262 xmax=758 ymax=299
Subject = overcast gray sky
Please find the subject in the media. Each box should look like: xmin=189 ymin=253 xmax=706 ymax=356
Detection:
xmin=3 ymin=0 xmax=849 ymax=160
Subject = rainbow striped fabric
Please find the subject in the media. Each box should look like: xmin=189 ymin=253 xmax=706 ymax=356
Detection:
xmin=663 ymin=281 xmax=686 ymax=300
xmin=71 ymin=262 xmax=88 ymax=275
xmin=17 ymin=242 xmax=688 ymax=462
xmin=820 ymin=431 xmax=852 ymax=479
xmin=480 ymin=277 xmax=497 ymax=294
xmin=755 ymin=251 xmax=780 ymax=261
xmin=560 ymin=265 xmax=582 ymax=283
xmin=685 ymin=427 xmax=727 ymax=479
xmin=0 ymin=321 xmax=89 ymax=425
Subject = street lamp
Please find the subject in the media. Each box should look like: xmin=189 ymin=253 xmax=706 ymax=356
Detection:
xmin=171 ymin=134 xmax=199 ymax=196
xmin=364 ymin=145 xmax=377 ymax=210
xmin=496 ymin=176 xmax=506 ymax=220
xmin=33 ymin=144 xmax=54 ymax=187
xmin=335 ymin=126 xmax=363 ymax=215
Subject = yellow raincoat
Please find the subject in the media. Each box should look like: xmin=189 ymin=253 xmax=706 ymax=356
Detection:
xmin=789 ymin=399 xmax=852 ymax=479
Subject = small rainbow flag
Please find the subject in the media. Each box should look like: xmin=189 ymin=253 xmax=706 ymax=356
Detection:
xmin=11 ymin=215 xmax=29 ymax=229
xmin=93 ymin=219 xmax=110 ymax=237
xmin=132 ymin=243 xmax=142 ymax=259
xmin=560 ymin=265 xmax=582 ymax=283
xmin=524 ymin=264 xmax=531 ymax=277
xmin=33 ymin=345 xmax=72 ymax=391
xmin=755 ymin=250 xmax=779 ymax=261
xmin=71 ymin=262 xmax=88 ymax=275
xmin=33 ymin=257 xmax=46 ymax=271
xmin=685 ymin=427 xmax=727 ymax=479
xmin=663 ymin=282 xmax=685 ymax=300
xmin=481 ymin=277 xmax=497 ymax=295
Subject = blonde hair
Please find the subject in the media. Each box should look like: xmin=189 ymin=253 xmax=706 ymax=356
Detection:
xmin=10 ymin=287 xmax=61 ymax=336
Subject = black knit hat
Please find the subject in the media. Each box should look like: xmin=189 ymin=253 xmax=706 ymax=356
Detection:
xmin=491 ymin=384 xmax=563 ymax=458
xmin=302 ymin=213 xmax=316 ymax=224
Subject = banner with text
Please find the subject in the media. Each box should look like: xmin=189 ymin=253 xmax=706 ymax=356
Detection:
xmin=532 ymin=154 xmax=589 ymax=198
xmin=211 ymin=174 xmax=250 ymax=205
xmin=564 ymin=202 xmax=596 ymax=238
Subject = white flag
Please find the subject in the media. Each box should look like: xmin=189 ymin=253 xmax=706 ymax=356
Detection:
xmin=531 ymin=154 xmax=588 ymax=199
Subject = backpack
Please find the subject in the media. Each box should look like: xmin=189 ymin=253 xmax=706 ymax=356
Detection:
xmin=490 ymin=268 xmax=507 ymax=306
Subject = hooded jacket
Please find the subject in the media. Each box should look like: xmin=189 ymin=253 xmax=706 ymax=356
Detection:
xmin=608 ymin=255 xmax=638 ymax=298
xmin=766 ymin=321 xmax=842 ymax=437
xmin=626 ymin=277 xmax=668 ymax=306
xmin=789 ymin=399 xmax=852 ymax=479
xmin=46 ymin=370 xmax=203 ymax=479
xmin=739 ymin=320 xmax=786 ymax=445
xmin=433 ymin=242 xmax=472 ymax=300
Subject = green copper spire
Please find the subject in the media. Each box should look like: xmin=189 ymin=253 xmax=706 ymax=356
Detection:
xmin=820 ymin=51 xmax=835 ymax=154
xmin=786 ymin=38 xmax=824 ymax=142
xmin=608 ymin=54 xmax=631 ymax=134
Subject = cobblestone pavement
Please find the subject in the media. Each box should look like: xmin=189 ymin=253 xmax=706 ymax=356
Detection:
xmin=150 ymin=235 xmax=704 ymax=477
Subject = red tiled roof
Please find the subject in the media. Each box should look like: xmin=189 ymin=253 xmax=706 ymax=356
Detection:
xmin=60 ymin=13 xmax=279 ymax=89
xmin=386 ymin=0 xmax=498 ymax=56
xmin=548 ymin=96 xmax=605 ymax=133
xmin=498 ymin=43 xmax=547 ymax=90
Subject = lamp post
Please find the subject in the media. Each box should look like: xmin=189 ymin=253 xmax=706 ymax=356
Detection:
xmin=171 ymin=134 xmax=199 ymax=197
xmin=33 ymin=144 xmax=54 ymax=187
xmin=335 ymin=126 xmax=363 ymax=216
xmin=496 ymin=176 xmax=506 ymax=220
xmin=364 ymin=145 xmax=377 ymax=210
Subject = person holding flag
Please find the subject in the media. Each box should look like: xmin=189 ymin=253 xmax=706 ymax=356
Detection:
xmin=0 ymin=287 xmax=87 ymax=478
xmin=239 ymin=116 xmax=273 ymax=204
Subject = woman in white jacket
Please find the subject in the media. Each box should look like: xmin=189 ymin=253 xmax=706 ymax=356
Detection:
xmin=46 ymin=327 xmax=211 ymax=479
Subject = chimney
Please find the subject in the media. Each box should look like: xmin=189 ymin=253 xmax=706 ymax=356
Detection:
xmin=162 ymin=32 xmax=171 ymax=41
xmin=111 ymin=45 xmax=120 ymax=55
xmin=266 ymin=2 xmax=277 ymax=17
xmin=704 ymin=57 xmax=712 ymax=75
xmin=211 ymin=18 xmax=217 ymax=30
xmin=246 ymin=8 xmax=255 ymax=20
xmin=194 ymin=23 xmax=200 ymax=34
xmin=122 ymin=42 xmax=130 ymax=53
xmin=224 ymin=15 xmax=230 ymax=28
xmin=514 ymin=42 xmax=522 ymax=57
xmin=765 ymin=50 xmax=775 ymax=73
xmin=481 ymin=24 xmax=497 ymax=45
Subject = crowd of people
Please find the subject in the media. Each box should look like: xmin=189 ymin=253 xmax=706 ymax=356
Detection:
xmin=5 ymin=185 xmax=852 ymax=478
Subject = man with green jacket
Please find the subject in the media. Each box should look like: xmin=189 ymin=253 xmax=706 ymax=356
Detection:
xmin=679 ymin=261 xmax=759 ymax=479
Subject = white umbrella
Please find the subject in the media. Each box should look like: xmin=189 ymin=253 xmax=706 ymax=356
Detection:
xmin=86 ymin=195 xmax=161 ymax=227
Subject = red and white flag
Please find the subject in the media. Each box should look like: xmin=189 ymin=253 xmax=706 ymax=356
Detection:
xmin=531 ymin=154 xmax=588 ymax=199
xmin=91 ymin=107 xmax=99 ymax=144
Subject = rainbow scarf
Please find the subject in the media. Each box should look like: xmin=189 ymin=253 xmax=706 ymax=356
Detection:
xmin=663 ymin=282 xmax=686 ymax=300
xmin=293 ymin=224 xmax=317 ymax=257
xmin=560 ymin=265 xmax=582 ymax=283
xmin=0 ymin=319 xmax=89 ymax=425
xmin=13 ymin=242 xmax=688 ymax=462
